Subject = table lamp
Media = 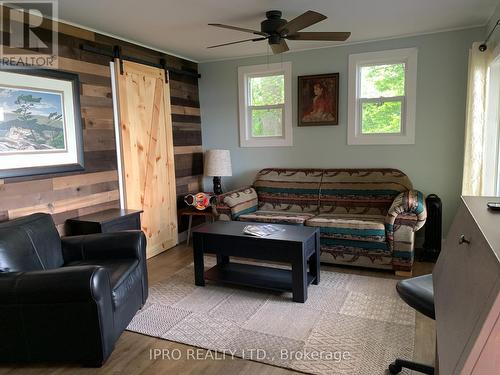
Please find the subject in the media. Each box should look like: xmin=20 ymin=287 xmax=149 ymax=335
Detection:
xmin=204 ymin=149 xmax=232 ymax=195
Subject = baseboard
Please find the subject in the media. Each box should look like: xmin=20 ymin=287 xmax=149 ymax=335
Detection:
xmin=178 ymin=230 xmax=188 ymax=244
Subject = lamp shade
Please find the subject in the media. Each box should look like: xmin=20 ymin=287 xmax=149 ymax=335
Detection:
xmin=204 ymin=149 xmax=232 ymax=177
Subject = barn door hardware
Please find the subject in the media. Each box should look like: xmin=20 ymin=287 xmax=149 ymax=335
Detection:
xmin=80 ymin=44 xmax=201 ymax=79
xmin=159 ymin=58 xmax=168 ymax=83
xmin=113 ymin=45 xmax=124 ymax=75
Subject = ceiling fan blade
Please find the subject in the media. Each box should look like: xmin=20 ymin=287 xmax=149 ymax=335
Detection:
xmin=208 ymin=23 xmax=268 ymax=36
xmin=277 ymin=10 xmax=327 ymax=35
xmin=270 ymin=39 xmax=289 ymax=54
xmin=207 ymin=37 xmax=267 ymax=49
xmin=286 ymin=32 xmax=351 ymax=41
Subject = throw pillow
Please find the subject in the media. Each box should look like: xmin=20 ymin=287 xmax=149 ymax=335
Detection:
xmin=223 ymin=188 xmax=258 ymax=219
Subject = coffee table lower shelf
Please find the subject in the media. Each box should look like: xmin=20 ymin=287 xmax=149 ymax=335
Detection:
xmin=204 ymin=262 xmax=316 ymax=293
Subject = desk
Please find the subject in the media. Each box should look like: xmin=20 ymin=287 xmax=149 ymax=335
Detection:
xmin=433 ymin=196 xmax=500 ymax=374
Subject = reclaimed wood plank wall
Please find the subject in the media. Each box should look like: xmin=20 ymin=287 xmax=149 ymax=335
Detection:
xmin=0 ymin=21 xmax=203 ymax=234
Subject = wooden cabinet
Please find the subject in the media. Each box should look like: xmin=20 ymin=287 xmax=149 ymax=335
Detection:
xmin=66 ymin=209 xmax=142 ymax=235
xmin=434 ymin=197 xmax=500 ymax=374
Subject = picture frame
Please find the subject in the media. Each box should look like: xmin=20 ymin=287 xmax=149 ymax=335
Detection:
xmin=0 ymin=68 xmax=84 ymax=178
xmin=298 ymin=73 xmax=339 ymax=126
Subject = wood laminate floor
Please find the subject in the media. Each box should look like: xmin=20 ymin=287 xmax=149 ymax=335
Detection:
xmin=0 ymin=243 xmax=435 ymax=375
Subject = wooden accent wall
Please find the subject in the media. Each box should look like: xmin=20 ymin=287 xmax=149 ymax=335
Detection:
xmin=0 ymin=21 xmax=203 ymax=234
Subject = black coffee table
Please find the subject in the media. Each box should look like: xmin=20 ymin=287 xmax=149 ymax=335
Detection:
xmin=192 ymin=221 xmax=320 ymax=303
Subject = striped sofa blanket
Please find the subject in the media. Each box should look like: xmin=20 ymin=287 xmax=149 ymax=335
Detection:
xmin=216 ymin=168 xmax=426 ymax=273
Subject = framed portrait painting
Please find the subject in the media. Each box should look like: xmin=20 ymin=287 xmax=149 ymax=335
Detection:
xmin=298 ymin=73 xmax=339 ymax=126
xmin=0 ymin=69 xmax=84 ymax=178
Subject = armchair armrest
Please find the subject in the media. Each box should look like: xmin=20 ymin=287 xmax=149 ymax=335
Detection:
xmin=215 ymin=186 xmax=254 ymax=221
xmin=61 ymin=230 xmax=146 ymax=263
xmin=0 ymin=265 xmax=111 ymax=304
xmin=0 ymin=266 xmax=115 ymax=365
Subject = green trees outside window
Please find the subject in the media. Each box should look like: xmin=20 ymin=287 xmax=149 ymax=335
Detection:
xmin=360 ymin=63 xmax=405 ymax=134
xmin=249 ymin=74 xmax=284 ymax=137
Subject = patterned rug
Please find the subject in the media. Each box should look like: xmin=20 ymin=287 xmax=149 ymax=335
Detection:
xmin=127 ymin=258 xmax=415 ymax=374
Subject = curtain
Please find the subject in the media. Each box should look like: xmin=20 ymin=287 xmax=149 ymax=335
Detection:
xmin=462 ymin=42 xmax=492 ymax=196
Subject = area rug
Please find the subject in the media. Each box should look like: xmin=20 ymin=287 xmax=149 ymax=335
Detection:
xmin=127 ymin=258 xmax=415 ymax=374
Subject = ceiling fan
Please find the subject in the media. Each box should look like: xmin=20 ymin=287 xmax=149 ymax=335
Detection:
xmin=208 ymin=10 xmax=351 ymax=54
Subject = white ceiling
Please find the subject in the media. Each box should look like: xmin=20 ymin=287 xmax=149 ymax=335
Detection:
xmin=57 ymin=0 xmax=497 ymax=62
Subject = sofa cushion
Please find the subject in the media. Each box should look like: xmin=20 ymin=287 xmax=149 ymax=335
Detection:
xmin=305 ymin=214 xmax=386 ymax=243
xmin=238 ymin=210 xmax=315 ymax=225
xmin=253 ymin=169 xmax=323 ymax=213
xmin=318 ymin=169 xmax=413 ymax=215
xmin=223 ymin=187 xmax=258 ymax=219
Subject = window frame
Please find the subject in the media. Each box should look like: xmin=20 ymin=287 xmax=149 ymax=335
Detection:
xmin=238 ymin=62 xmax=292 ymax=147
xmin=348 ymin=48 xmax=418 ymax=145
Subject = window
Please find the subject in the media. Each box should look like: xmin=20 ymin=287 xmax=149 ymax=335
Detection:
xmin=348 ymin=48 xmax=417 ymax=145
xmin=238 ymin=62 xmax=292 ymax=147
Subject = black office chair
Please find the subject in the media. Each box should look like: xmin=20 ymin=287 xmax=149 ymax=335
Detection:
xmin=388 ymin=274 xmax=435 ymax=375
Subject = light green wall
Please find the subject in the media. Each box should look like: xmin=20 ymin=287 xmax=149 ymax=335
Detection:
xmin=199 ymin=27 xmax=483 ymax=232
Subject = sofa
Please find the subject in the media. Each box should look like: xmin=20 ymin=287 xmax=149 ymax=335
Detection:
xmin=216 ymin=168 xmax=426 ymax=275
xmin=0 ymin=213 xmax=148 ymax=366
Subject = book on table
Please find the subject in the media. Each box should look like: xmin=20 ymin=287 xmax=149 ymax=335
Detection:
xmin=243 ymin=224 xmax=284 ymax=237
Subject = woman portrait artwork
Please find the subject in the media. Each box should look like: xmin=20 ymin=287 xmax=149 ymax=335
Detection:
xmin=298 ymin=73 xmax=339 ymax=126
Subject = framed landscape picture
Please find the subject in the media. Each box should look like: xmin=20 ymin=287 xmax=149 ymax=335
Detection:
xmin=0 ymin=69 xmax=84 ymax=178
xmin=298 ymin=73 xmax=339 ymax=126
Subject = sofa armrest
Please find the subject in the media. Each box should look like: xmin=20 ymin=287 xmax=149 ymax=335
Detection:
xmin=386 ymin=190 xmax=427 ymax=233
xmin=385 ymin=190 xmax=426 ymax=272
xmin=0 ymin=265 xmax=111 ymax=304
xmin=215 ymin=186 xmax=254 ymax=221
xmin=61 ymin=231 xmax=147 ymax=263
xmin=385 ymin=189 xmax=426 ymax=257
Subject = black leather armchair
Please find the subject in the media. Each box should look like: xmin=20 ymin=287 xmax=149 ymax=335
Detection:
xmin=0 ymin=213 xmax=148 ymax=367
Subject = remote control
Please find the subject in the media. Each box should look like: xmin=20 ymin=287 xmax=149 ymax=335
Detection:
xmin=487 ymin=202 xmax=500 ymax=211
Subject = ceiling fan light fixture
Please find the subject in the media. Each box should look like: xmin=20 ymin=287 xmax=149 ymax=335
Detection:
xmin=268 ymin=35 xmax=281 ymax=45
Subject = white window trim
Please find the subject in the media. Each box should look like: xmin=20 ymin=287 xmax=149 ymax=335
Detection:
xmin=493 ymin=45 xmax=500 ymax=196
xmin=348 ymin=48 xmax=418 ymax=145
xmin=484 ymin=53 xmax=500 ymax=195
xmin=238 ymin=62 xmax=292 ymax=147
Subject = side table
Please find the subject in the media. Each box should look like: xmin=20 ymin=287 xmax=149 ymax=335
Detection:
xmin=179 ymin=207 xmax=217 ymax=246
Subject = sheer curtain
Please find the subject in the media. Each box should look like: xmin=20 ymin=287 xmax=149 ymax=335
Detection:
xmin=462 ymin=42 xmax=493 ymax=196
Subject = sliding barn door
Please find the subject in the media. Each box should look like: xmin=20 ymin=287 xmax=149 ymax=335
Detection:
xmin=114 ymin=60 xmax=178 ymax=258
